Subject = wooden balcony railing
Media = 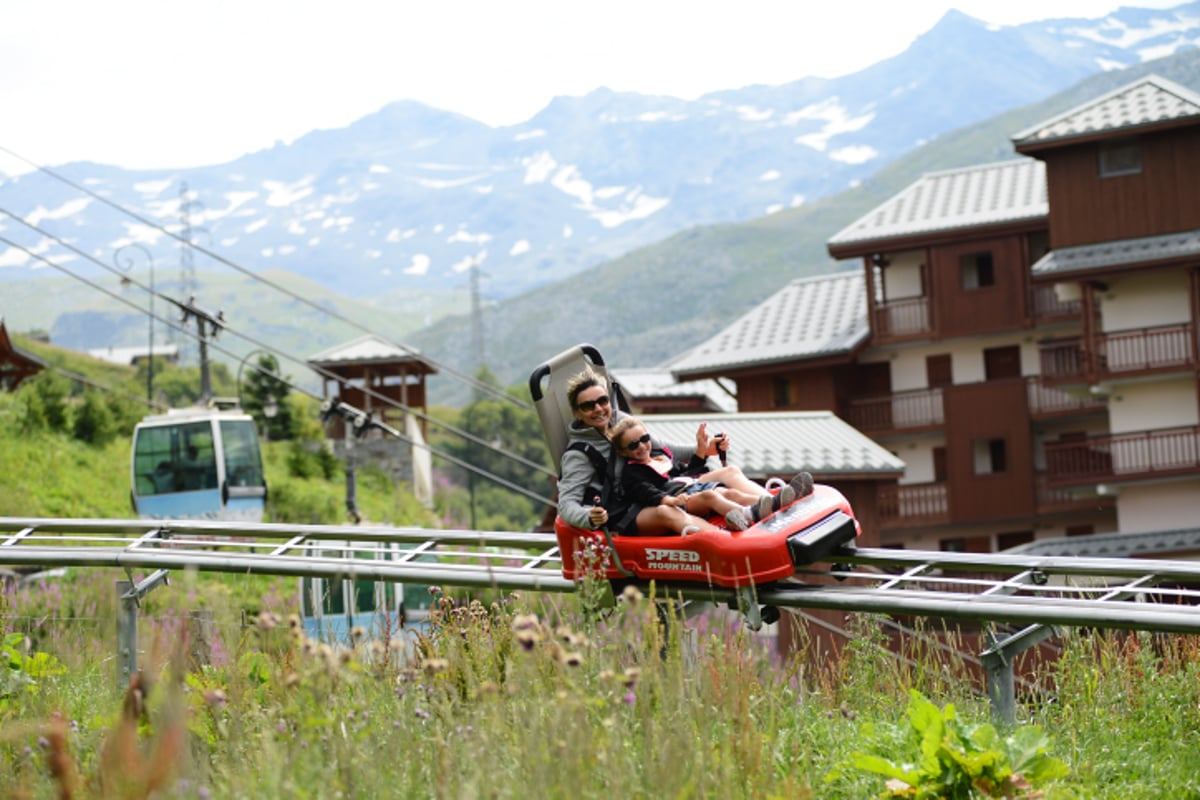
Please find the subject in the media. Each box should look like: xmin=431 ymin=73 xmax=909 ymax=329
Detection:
xmin=1034 ymin=472 xmax=1114 ymax=514
xmin=846 ymin=387 xmax=944 ymax=433
xmin=879 ymin=482 xmax=949 ymax=526
xmin=1032 ymin=285 xmax=1080 ymax=320
xmin=1025 ymin=378 xmax=1106 ymax=417
xmin=873 ymin=297 xmax=930 ymax=338
xmin=1039 ymin=323 xmax=1196 ymax=382
xmin=1038 ymin=336 xmax=1086 ymax=381
xmin=1044 ymin=425 xmax=1200 ymax=487
xmin=1099 ymin=323 xmax=1194 ymax=373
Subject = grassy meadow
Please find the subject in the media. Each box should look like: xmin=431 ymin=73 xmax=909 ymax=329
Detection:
xmin=4 ymin=565 xmax=1200 ymax=799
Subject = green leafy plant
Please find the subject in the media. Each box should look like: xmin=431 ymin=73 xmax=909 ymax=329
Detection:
xmin=829 ymin=689 xmax=1069 ymax=799
xmin=0 ymin=632 xmax=67 ymax=714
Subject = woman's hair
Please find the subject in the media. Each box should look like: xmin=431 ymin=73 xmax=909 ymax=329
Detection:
xmin=566 ymin=367 xmax=607 ymax=411
xmin=607 ymin=416 xmax=644 ymax=449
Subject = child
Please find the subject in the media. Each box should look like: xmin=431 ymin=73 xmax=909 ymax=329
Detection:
xmin=609 ymin=416 xmax=812 ymax=532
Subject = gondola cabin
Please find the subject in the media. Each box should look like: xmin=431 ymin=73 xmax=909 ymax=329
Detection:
xmin=130 ymin=407 xmax=267 ymax=521
xmin=299 ymin=542 xmax=433 ymax=649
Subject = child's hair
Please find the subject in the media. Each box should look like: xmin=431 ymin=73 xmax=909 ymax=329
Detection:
xmin=566 ymin=367 xmax=607 ymax=411
xmin=607 ymin=416 xmax=644 ymax=450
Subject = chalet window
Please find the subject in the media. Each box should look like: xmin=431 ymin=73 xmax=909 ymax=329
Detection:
xmin=984 ymin=345 xmax=1021 ymax=380
xmin=1099 ymin=139 xmax=1141 ymax=178
xmin=772 ymin=376 xmax=790 ymax=408
xmin=997 ymin=530 xmax=1034 ymax=550
xmin=926 ymin=354 xmax=952 ymax=387
xmin=960 ymin=251 xmax=995 ymax=290
xmin=940 ymin=535 xmax=990 ymax=552
xmin=973 ymin=437 xmax=1007 ymax=474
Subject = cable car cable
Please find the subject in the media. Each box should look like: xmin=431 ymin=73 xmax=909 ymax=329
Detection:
xmin=0 ymin=234 xmax=557 ymax=508
xmin=0 ymin=144 xmax=528 ymax=411
xmin=0 ymin=212 xmax=557 ymax=480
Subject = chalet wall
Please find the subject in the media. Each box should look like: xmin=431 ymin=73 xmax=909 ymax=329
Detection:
xmin=883 ymin=251 xmax=924 ymax=299
xmin=929 ymin=237 xmax=1030 ymax=338
xmin=943 ymin=379 xmax=1034 ymax=522
xmin=1100 ymin=271 xmax=1191 ymax=331
xmin=1045 ymin=127 xmax=1200 ymax=248
xmin=893 ymin=434 xmax=944 ymax=484
xmin=1116 ymin=478 xmax=1200 ymax=533
xmin=1108 ymin=378 xmax=1198 ymax=433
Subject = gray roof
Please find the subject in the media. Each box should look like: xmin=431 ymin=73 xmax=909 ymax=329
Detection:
xmin=1008 ymin=526 xmax=1200 ymax=558
xmin=307 ymin=334 xmax=430 ymax=367
xmin=670 ymin=271 xmax=867 ymax=378
xmin=642 ymin=411 xmax=905 ymax=478
xmin=611 ymin=367 xmax=738 ymax=413
xmin=1031 ymin=228 xmax=1200 ymax=278
xmin=828 ymin=158 xmax=1046 ymax=250
xmin=1013 ymin=73 xmax=1200 ymax=148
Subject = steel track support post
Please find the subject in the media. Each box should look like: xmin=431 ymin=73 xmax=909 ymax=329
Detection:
xmin=981 ymin=648 xmax=1016 ymax=725
xmin=116 ymin=580 xmax=139 ymax=689
xmin=115 ymin=570 xmax=172 ymax=689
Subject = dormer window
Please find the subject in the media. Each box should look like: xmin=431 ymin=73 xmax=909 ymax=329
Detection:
xmin=1099 ymin=138 xmax=1141 ymax=177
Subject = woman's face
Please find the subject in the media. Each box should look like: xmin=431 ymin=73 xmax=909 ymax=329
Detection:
xmin=618 ymin=425 xmax=651 ymax=459
xmin=573 ymin=384 xmax=612 ymax=430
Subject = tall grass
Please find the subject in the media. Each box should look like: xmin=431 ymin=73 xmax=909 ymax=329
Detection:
xmin=8 ymin=566 xmax=1199 ymax=799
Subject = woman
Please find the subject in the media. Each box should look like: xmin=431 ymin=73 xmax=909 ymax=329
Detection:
xmin=557 ymin=368 xmax=804 ymax=536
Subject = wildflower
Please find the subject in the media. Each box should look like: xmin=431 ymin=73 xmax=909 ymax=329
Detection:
xmin=428 ymin=586 xmax=442 ymax=596
xmin=598 ymin=670 xmax=614 ymax=682
xmin=623 ymin=690 xmax=636 ymax=707
xmin=515 ymin=629 xmax=541 ymax=651
xmin=415 ymin=708 xmax=430 ymax=720
xmin=203 ymin=689 xmax=227 ymax=709
xmin=422 ymin=658 xmax=450 ymax=675
xmin=562 ymin=651 xmax=584 ymax=667
xmin=512 ymin=613 xmax=540 ymax=631
xmin=479 ymin=681 xmax=500 ymax=695
xmin=620 ymin=585 xmax=644 ymax=604
xmin=256 ymin=611 xmax=279 ymax=631
xmin=351 ymin=626 xmax=366 ymax=643
xmin=620 ymin=667 xmax=641 ymax=688
xmin=287 ymin=614 xmax=301 ymax=630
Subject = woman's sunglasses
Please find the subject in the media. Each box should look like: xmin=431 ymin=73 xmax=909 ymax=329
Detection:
xmin=621 ymin=433 xmax=651 ymax=451
xmin=576 ymin=394 xmax=610 ymax=412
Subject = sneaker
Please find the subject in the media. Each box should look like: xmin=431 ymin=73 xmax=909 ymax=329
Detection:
xmin=725 ymin=507 xmax=753 ymax=531
xmin=790 ymin=471 xmax=815 ymax=499
xmin=753 ymin=493 xmax=775 ymax=522
xmin=681 ymin=524 xmax=702 ymax=537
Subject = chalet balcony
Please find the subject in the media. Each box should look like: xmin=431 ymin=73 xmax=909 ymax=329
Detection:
xmin=1034 ymin=472 xmax=1115 ymax=515
xmin=873 ymin=296 xmax=930 ymax=339
xmin=879 ymin=481 xmax=949 ymax=528
xmin=845 ymin=387 xmax=944 ymax=435
xmin=1032 ymin=285 xmax=1080 ymax=322
xmin=1044 ymin=425 xmax=1200 ymax=488
xmin=1025 ymin=377 xmax=1106 ymax=418
xmin=1039 ymin=323 xmax=1196 ymax=384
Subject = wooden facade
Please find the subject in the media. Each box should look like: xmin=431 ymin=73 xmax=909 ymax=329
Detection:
xmin=1020 ymin=126 xmax=1200 ymax=248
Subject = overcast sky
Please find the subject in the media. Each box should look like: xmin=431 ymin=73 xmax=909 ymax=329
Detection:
xmin=0 ymin=1 xmax=1186 ymax=175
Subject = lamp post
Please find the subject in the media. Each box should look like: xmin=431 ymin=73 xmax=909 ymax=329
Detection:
xmin=115 ymin=244 xmax=155 ymax=404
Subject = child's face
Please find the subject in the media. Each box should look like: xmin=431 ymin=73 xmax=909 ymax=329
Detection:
xmin=619 ymin=426 xmax=651 ymax=459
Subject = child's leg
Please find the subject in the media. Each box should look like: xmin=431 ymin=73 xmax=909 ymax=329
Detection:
xmin=683 ymin=488 xmax=740 ymax=517
xmin=698 ymin=465 xmax=770 ymax=498
xmin=634 ymin=505 xmax=721 ymax=535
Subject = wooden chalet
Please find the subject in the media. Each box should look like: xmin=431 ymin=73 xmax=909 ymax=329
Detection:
xmin=307 ymin=335 xmax=437 ymax=440
xmin=0 ymin=320 xmax=45 ymax=391
xmin=671 ymin=72 xmax=1200 ymax=555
